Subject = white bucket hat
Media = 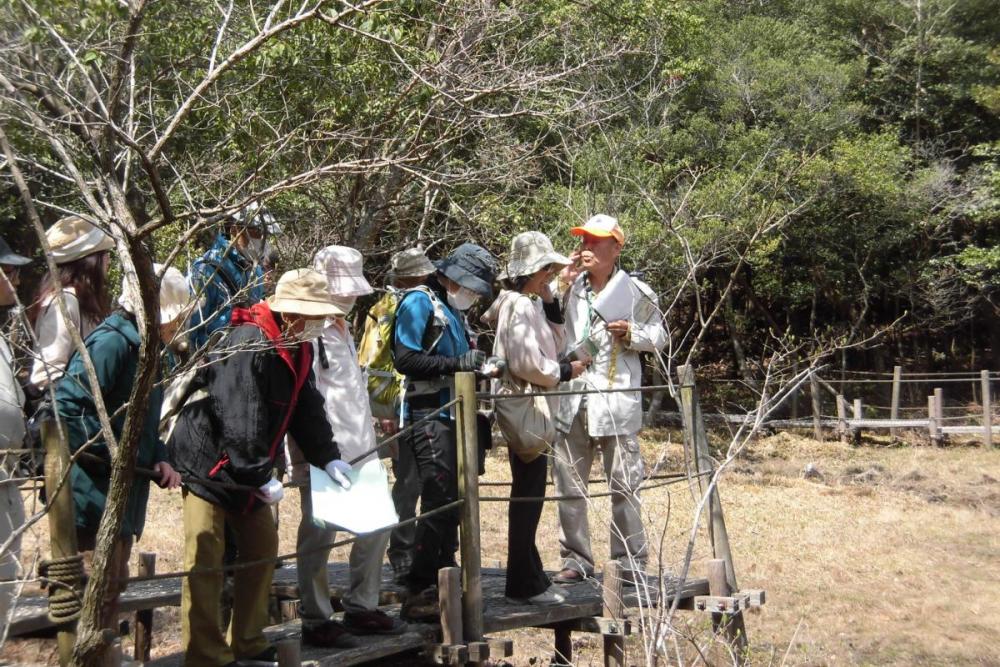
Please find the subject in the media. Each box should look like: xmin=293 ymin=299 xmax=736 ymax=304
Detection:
xmin=313 ymin=245 xmax=373 ymax=298
xmin=390 ymin=247 xmax=436 ymax=279
xmin=118 ymin=264 xmax=194 ymax=324
xmin=47 ymin=215 xmax=114 ymax=264
xmin=501 ymin=231 xmax=571 ymax=280
xmin=268 ymin=268 xmax=341 ymax=317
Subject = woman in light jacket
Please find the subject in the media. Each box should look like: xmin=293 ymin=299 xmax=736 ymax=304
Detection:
xmin=29 ymin=216 xmax=113 ymax=391
xmin=482 ymin=231 xmax=588 ymax=605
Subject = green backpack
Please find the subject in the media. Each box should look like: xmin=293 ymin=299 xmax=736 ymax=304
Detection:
xmin=358 ymin=286 xmax=447 ymax=419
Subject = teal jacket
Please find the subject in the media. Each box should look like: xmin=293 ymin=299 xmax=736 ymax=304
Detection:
xmin=54 ymin=310 xmax=167 ymax=538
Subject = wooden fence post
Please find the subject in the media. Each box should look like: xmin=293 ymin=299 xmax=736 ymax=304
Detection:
xmin=41 ymin=421 xmax=80 ymax=667
xmin=982 ymin=370 xmax=993 ymax=449
xmin=276 ymin=638 xmax=301 ymax=667
xmin=677 ymin=365 xmax=738 ymax=590
xmin=439 ymin=566 xmax=464 ymax=647
xmin=602 ymin=561 xmax=626 ymax=667
xmin=454 ymin=372 xmax=484 ymax=646
xmin=708 ymin=558 xmax=748 ymax=665
xmin=810 ymin=372 xmax=823 ymax=441
xmin=927 ymin=395 xmax=939 ymax=446
xmin=890 ymin=366 xmax=902 ymax=441
xmin=836 ymin=395 xmax=847 ymax=444
xmin=133 ymin=552 xmax=156 ymax=662
xmin=934 ymin=388 xmax=945 ymax=446
xmin=852 ymin=399 xmax=862 ymax=446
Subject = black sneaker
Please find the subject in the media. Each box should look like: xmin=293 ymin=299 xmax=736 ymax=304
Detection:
xmin=302 ymin=620 xmax=361 ymax=648
xmin=344 ymin=609 xmax=408 ymax=635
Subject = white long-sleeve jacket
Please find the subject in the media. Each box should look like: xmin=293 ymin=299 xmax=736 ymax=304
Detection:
xmin=555 ymin=271 xmax=667 ymax=437
xmin=29 ymin=289 xmax=98 ymax=389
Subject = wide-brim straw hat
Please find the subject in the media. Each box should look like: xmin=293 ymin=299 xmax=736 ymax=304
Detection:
xmin=47 ymin=215 xmax=114 ymax=264
xmin=267 ymin=268 xmax=341 ymax=317
xmin=436 ymin=243 xmax=498 ymax=298
xmin=313 ymin=245 xmax=372 ymax=298
xmin=569 ymin=213 xmax=625 ymax=246
xmin=118 ymin=264 xmax=194 ymax=324
xmin=501 ymin=231 xmax=571 ymax=280
xmin=390 ymin=247 xmax=436 ymax=279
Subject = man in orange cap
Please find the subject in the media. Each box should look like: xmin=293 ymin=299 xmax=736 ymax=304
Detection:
xmin=551 ymin=214 xmax=667 ymax=586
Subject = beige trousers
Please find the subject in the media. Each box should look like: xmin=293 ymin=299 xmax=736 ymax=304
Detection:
xmin=551 ymin=408 xmax=647 ymax=576
xmin=296 ymin=485 xmax=388 ymax=627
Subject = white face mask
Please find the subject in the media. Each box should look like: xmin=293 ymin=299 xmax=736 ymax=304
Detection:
xmin=285 ymin=318 xmax=325 ymax=344
xmin=330 ymin=295 xmax=357 ymax=316
xmin=243 ymin=236 xmax=266 ymax=262
xmin=446 ymin=286 xmax=479 ymax=311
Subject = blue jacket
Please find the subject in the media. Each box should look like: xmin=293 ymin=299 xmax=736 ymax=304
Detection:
xmin=54 ymin=311 xmax=167 ymax=538
xmin=188 ymin=234 xmax=265 ymax=349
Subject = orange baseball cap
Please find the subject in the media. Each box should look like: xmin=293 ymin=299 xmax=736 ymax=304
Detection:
xmin=569 ymin=214 xmax=625 ymax=246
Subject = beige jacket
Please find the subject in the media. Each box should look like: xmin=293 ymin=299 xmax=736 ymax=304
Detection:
xmin=482 ymin=288 xmax=567 ymax=389
xmin=29 ymin=288 xmax=99 ymax=389
xmin=555 ymin=271 xmax=666 ymax=437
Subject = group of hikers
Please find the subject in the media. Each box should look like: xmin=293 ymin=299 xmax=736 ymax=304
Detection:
xmin=0 ymin=210 xmax=666 ymax=667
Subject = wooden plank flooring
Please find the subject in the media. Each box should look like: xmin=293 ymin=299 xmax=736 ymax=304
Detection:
xmin=16 ymin=564 xmax=710 ymax=666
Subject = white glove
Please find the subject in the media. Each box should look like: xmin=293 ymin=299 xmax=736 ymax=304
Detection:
xmin=255 ymin=478 xmax=284 ymax=505
xmin=324 ymin=459 xmax=353 ymax=489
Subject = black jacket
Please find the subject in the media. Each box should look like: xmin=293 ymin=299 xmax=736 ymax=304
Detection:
xmin=168 ymin=303 xmax=339 ymax=512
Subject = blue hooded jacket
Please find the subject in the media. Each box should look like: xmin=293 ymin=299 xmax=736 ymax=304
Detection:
xmin=187 ymin=234 xmax=265 ymax=349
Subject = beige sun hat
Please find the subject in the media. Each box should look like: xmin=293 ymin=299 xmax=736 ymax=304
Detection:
xmin=313 ymin=245 xmax=373 ymax=297
xmin=267 ymin=268 xmax=341 ymax=317
xmin=47 ymin=215 xmax=115 ymax=264
xmin=501 ymin=231 xmax=572 ymax=280
xmin=118 ymin=264 xmax=194 ymax=324
xmin=389 ymin=247 xmax=436 ymax=279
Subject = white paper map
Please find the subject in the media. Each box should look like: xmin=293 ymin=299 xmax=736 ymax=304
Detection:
xmin=591 ymin=270 xmax=636 ymax=323
xmin=309 ymin=459 xmax=399 ymax=534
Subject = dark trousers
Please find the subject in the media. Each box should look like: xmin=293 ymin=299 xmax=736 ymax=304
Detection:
xmin=388 ymin=438 xmax=420 ymax=571
xmin=505 ymin=453 xmax=551 ymax=599
xmin=404 ymin=415 xmax=460 ymax=593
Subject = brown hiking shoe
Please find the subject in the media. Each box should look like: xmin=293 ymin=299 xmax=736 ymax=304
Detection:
xmin=400 ymin=589 xmax=440 ymax=623
xmin=344 ymin=609 xmax=408 ymax=635
xmin=551 ymin=568 xmax=587 ymax=584
xmin=302 ymin=619 xmax=361 ymax=648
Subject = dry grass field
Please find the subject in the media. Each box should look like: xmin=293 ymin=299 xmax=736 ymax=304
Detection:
xmin=3 ymin=429 xmax=999 ymax=666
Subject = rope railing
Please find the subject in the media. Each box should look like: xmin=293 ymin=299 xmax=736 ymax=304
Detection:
xmin=117 ymin=499 xmax=465 ymax=585
xmin=479 ymin=471 xmax=710 ymax=502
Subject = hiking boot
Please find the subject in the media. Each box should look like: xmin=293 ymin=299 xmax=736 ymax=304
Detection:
xmin=390 ymin=559 xmax=411 ymax=585
xmin=400 ymin=588 xmax=440 ymax=623
xmin=227 ymin=646 xmax=278 ymax=667
xmin=302 ymin=620 xmax=361 ymax=648
xmin=551 ymin=568 xmax=587 ymax=584
xmin=344 ymin=608 xmax=408 ymax=635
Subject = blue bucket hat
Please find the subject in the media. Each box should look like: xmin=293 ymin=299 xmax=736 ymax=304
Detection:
xmin=436 ymin=243 xmax=497 ymax=297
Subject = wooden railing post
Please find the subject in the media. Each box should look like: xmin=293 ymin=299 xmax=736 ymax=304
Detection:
xmin=708 ymin=559 xmax=748 ymax=664
xmin=927 ymin=395 xmax=939 ymax=446
xmin=836 ymin=395 xmax=847 ymax=444
xmin=982 ymin=370 xmax=993 ymax=449
xmin=601 ymin=561 xmax=626 ymax=667
xmin=677 ymin=365 xmax=738 ymax=590
xmin=890 ymin=366 xmax=902 ymax=441
xmin=810 ymin=372 xmax=823 ymax=441
xmin=41 ymin=421 xmax=79 ymax=667
xmin=852 ymin=399 xmax=862 ymax=446
xmin=454 ymin=372 xmax=483 ymax=646
xmin=934 ymin=388 xmax=945 ymax=445
xmin=133 ymin=552 xmax=156 ymax=662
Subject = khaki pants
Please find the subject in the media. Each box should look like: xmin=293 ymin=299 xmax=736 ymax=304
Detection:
xmin=296 ymin=486 xmax=388 ymax=628
xmin=551 ymin=409 xmax=647 ymax=576
xmin=181 ymin=491 xmax=276 ymax=667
